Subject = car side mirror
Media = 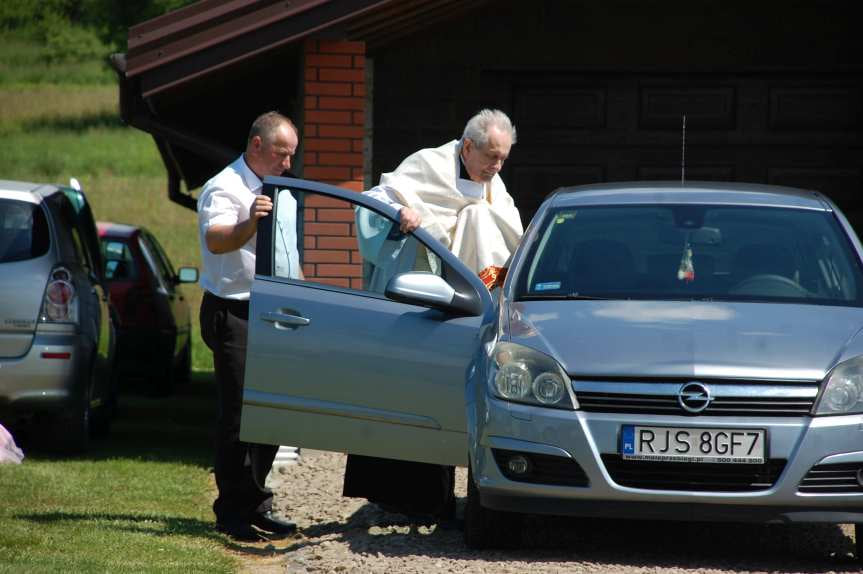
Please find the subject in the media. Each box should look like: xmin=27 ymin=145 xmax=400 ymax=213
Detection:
xmin=385 ymin=272 xmax=482 ymax=316
xmin=177 ymin=267 xmax=198 ymax=284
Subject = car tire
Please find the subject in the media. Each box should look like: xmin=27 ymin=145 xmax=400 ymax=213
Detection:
xmin=90 ymin=385 xmax=116 ymax=439
xmin=91 ymin=348 xmax=119 ymax=438
xmin=464 ymin=463 xmax=523 ymax=549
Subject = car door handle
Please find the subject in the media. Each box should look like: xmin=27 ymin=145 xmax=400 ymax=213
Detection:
xmin=260 ymin=311 xmax=310 ymax=329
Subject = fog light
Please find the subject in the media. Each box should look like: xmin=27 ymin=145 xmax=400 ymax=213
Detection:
xmin=507 ymin=455 xmax=531 ymax=475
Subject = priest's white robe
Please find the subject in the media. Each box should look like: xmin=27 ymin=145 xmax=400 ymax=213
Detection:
xmin=365 ymin=139 xmax=523 ymax=288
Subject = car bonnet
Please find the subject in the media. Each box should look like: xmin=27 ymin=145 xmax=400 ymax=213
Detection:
xmin=506 ymin=299 xmax=863 ymax=381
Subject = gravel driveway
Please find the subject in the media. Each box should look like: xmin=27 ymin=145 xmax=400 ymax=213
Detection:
xmin=234 ymin=450 xmax=860 ymax=573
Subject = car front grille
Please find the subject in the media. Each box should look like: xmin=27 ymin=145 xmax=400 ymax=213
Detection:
xmin=492 ymin=448 xmax=589 ymax=487
xmin=798 ymin=463 xmax=863 ymax=493
xmin=574 ymin=379 xmax=818 ymax=417
xmin=601 ymin=454 xmax=787 ymax=492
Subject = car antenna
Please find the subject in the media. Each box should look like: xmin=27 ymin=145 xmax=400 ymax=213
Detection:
xmin=681 ymin=114 xmax=686 ymax=186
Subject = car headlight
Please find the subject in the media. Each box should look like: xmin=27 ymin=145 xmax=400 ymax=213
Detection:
xmin=488 ymin=342 xmax=578 ymax=409
xmin=815 ymin=356 xmax=863 ymax=415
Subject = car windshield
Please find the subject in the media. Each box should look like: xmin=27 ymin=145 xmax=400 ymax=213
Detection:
xmin=516 ymin=204 xmax=863 ymax=306
xmin=0 ymin=199 xmax=49 ymax=263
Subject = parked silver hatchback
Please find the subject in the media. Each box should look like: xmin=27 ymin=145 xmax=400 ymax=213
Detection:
xmin=0 ymin=179 xmax=116 ymax=452
xmin=239 ymin=179 xmax=863 ymax=557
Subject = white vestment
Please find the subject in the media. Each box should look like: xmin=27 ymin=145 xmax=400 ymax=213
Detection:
xmin=365 ymin=139 xmax=523 ymax=287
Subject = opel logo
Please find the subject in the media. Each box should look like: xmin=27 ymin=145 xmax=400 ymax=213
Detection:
xmin=678 ymin=382 xmax=712 ymax=414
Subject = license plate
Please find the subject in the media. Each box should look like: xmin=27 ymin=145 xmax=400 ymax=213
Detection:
xmin=620 ymin=425 xmax=766 ymax=464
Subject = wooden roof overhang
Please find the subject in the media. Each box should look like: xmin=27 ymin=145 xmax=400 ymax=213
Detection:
xmin=113 ymin=0 xmax=489 ymax=207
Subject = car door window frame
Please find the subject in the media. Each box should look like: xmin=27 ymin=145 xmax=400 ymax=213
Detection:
xmin=142 ymin=231 xmax=177 ymax=289
xmin=46 ymin=192 xmax=90 ymax=272
xmin=138 ymin=235 xmax=169 ymax=294
xmin=257 ymin=176 xmax=493 ymax=312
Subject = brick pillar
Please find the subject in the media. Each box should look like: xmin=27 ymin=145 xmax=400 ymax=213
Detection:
xmin=302 ymin=39 xmax=366 ymax=288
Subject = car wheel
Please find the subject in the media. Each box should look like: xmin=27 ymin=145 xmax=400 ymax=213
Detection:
xmin=464 ymin=463 xmax=523 ymax=549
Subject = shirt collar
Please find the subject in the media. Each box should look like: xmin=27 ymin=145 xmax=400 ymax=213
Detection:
xmin=456 ymin=139 xmax=471 ymax=181
xmin=237 ymin=154 xmax=263 ymax=192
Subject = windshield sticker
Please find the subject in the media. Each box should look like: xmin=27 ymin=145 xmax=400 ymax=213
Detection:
xmin=555 ymin=212 xmax=576 ymax=224
xmin=534 ymin=281 xmax=562 ymax=291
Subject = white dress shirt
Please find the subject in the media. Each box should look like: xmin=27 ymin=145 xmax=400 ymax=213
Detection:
xmin=197 ymin=155 xmax=262 ymax=300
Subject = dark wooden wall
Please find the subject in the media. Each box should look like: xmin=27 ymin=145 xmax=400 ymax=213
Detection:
xmin=370 ymin=0 xmax=863 ymax=228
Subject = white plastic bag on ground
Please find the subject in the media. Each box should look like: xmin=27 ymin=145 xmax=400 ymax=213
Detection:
xmin=0 ymin=423 xmax=24 ymax=464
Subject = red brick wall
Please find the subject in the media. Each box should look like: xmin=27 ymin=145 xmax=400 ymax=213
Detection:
xmin=302 ymin=39 xmax=365 ymax=289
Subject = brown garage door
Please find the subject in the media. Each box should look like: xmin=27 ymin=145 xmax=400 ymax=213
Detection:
xmin=504 ymin=71 xmax=863 ymax=228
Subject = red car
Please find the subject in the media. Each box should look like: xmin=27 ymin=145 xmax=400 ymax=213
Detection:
xmin=97 ymin=222 xmax=198 ymax=395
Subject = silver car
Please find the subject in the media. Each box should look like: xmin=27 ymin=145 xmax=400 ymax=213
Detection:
xmin=0 ymin=179 xmax=116 ymax=452
xmin=240 ymin=179 xmax=863 ymax=556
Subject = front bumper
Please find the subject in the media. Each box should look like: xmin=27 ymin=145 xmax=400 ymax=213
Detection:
xmin=473 ymin=397 xmax=863 ymax=523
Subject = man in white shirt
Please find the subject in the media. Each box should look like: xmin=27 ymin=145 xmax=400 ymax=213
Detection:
xmin=198 ymin=111 xmax=301 ymax=542
xmin=346 ymin=109 xmax=523 ymax=525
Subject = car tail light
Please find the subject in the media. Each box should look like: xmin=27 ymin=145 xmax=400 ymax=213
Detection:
xmin=39 ymin=266 xmax=78 ymax=323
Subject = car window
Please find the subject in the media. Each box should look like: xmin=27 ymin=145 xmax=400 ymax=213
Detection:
xmin=272 ymin=187 xmax=441 ymax=295
xmin=0 ymin=199 xmax=49 ymax=262
xmin=61 ymin=188 xmax=102 ymax=277
xmin=45 ymin=192 xmax=91 ymax=272
xmin=517 ymin=204 xmax=863 ymax=306
xmin=101 ymin=239 xmax=136 ymax=280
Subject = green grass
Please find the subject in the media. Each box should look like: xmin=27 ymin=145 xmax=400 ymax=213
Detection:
xmin=0 ymin=85 xmax=163 ymax=179
xmin=0 ymin=30 xmax=115 ymax=86
xmin=0 ymin=376 xmax=237 ymax=574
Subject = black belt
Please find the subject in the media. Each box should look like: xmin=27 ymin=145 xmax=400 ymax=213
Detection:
xmin=204 ymin=291 xmax=250 ymax=317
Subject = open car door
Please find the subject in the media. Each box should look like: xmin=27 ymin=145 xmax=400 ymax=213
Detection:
xmin=239 ymin=177 xmax=494 ymax=467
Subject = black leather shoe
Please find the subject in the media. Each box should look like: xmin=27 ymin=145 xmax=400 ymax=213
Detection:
xmin=250 ymin=511 xmax=297 ymax=535
xmin=216 ymin=521 xmax=264 ymax=542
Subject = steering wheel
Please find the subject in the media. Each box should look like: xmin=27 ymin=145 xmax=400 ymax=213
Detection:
xmin=728 ymin=274 xmax=810 ymax=297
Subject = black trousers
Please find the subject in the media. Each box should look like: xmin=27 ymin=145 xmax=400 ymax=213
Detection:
xmin=343 ymin=454 xmax=455 ymax=519
xmin=200 ymin=291 xmax=279 ymax=524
